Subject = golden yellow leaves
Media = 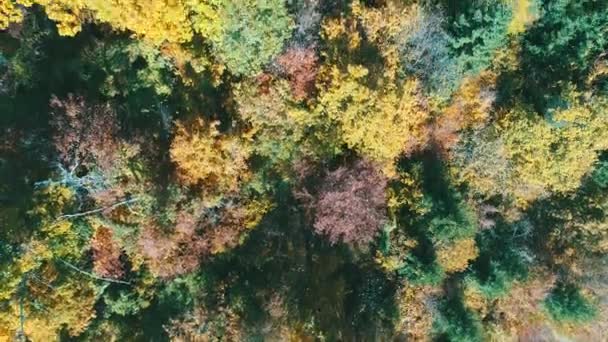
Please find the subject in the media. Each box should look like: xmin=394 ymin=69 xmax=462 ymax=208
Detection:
xmin=0 ymin=0 xmax=24 ymax=30
xmin=499 ymin=97 xmax=608 ymax=204
xmin=86 ymin=0 xmax=193 ymax=43
xmin=170 ymin=118 xmax=249 ymax=195
xmin=316 ymin=65 xmax=430 ymax=176
xmin=507 ymin=0 xmax=539 ymax=35
xmin=436 ymin=238 xmax=479 ymax=274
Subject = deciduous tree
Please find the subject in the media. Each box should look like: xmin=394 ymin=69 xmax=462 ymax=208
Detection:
xmin=313 ymin=159 xmax=388 ymax=246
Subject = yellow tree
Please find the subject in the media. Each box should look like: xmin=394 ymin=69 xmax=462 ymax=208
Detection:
xmin=170 ymin=118 xmax=250 ymax=194
xmin=456 ymin=91 xmax=608 ymax=206
xmin=13 ymin=0 xmax=192 ymax=42
xmin=315 ymin=65 xmax=430 ymax=175
xmin=0 ymin=185 xmax=98 ymax=340
xmin=0 ymin=0 xmax=24 ymax=30
xmin=436 ymin=238 xmax=479 ymax=274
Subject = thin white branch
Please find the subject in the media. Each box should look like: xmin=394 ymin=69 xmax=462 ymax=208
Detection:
xmin=59 ymin=260 xmax=131 ymax=285
xmin=56 ymin=198 xmax=139 ymax=221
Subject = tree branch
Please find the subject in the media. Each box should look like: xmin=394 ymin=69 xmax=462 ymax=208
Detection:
xmin=58 ymin=259 xmax=131 ymax=285
xmin=56 ymin=198 xmax=139 ymax=221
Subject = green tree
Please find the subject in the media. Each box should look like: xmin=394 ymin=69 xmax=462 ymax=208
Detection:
xmin=545 ymin=283 xmax=597 ymax=323
xmin=190 ymin=0 xmax=294 ymax=76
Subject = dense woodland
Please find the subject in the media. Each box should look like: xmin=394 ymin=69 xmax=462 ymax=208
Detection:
xmin=0 ymin=0 xmax=607 ymax=340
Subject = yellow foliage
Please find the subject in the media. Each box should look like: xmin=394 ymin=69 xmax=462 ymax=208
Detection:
xmin=0 ymin=0 xmax=24 ymax=30
xmin=396 ymin=284 xmax=438 ymax=341
xmin=443 ymin=71 xmax=497 ymax=128
xmin=436 ymin=238 xmax=479 ymax=273
xmin=507 ymin=0 xmax=538 ymax=35
xmin=355 ymin=0 xmax=415 ymax=82
xmin=316 ymin=65 xmax=430 ymax=175
xmin=387 ymin=170 xmax=429 ymax=218
xmin=463 ymin=281 xmax=490 ymax=317
xmin=15 ymin=0 xmax=85 ymax=36
xmin=170 ymin=118 xmax=250 ymax=194
xmin=499 ymin=97 xmax=608 ymax=204
xmin=320 ymin=16 xmax=361 ymax=52
xmin=160 ymin=42 xmax=216 ymax=85
xmin=0 ymin=269 xmax=97 ymax=341
xmin=87 ymin=0 xmax=193 ymax=43
xmin=16 ymin=0 xmax=193 ymax=42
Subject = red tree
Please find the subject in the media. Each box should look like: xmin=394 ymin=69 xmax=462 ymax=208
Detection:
xmin=49 ymin=94 xmax=119 ymax=172
xmin=91 ymin=226 xmax=124 ymax=279
xmin=276 ymin=46 xmax=318 ymax=100
xmin=139 ymin=212 xmax=209 ymax=278
xmin=313 ymin=159 xmax=388 ymax=245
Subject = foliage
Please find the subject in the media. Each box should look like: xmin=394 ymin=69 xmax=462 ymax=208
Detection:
xmin=0 ymin=0 xmax=24 ymax=30
xmin=455 ymin=91 xmax=608 ymax=206
xmin=170 ymin=118 xmax=250 ymax=193
xmin=521 ymin=0 xmax=608 ymax=100
xmin=545 ymin=283 xmax=597 ymax=323
xmin=315 ymin=65 xmax=430 ymax=174
xmin=2 ymin=0 xmax=608 ymax=340
xmin=449 ymin=2 xmax=512 ymax=75
xmin=190 ymin=0 xmax=293 ymax=76
xmin=276 ymin=46 xmax=318 ymax=100
xmin=49 ymin=94 xmax=119 ymax=172
xmin=433 ymin=296 xmax=483 ymax=342
xmin=397 ymin=5 xmax=460 ymax=97
xmin=313 ymin=159 xmax=388 ymax=246
xmin=436 ymin=238 xmax=479 ymax=273
xmin=91 ymin=223 xmax=124 ymax=279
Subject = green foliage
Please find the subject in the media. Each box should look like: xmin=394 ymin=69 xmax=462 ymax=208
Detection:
xmin=2 ymin=0 xmax=608 ymax=340
xmin=397 ymin=254 xmax=445 ymax=286
xmin=191 ymin=0 xmax=293 ymax=76
xmin=469 ymin=221 xmax=532 ymax=299
xmin=433 ymin=297 xmax=483 ymax=342
xmin=449 ymin=3 xmax=512 ymax=75
xmin=522 ymin=0 xmax=608 ymax=101
xmin=545 ymin=283 xmax=597 ymax=323
xmin=83 ymin=38 xmax=175 ymax=108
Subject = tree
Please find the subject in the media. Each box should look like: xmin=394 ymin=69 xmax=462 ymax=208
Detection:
xmin=49 ymin=94 xmax=119 ymax=173
xmin=170 ymin=118 xmax=250 ymax=194
xmin=522 ymin=0 xmax=608 ymax=102
xmin=190 ymin=0 xmax=294 ymax=76
xmin=449 ymin=3 xmax=512 ymax=75
xmin=433 ymin=296 xmax=483 ymax=342
xmin=12 ymin=0 xmax=192 ymax=41
xmin=454 ymin=91 xmax=608 ymax=206
xmin=436 ymin=238 xmax=479 ymax=274
xmin=545 ymin=283 xmax=597 ymax=323
xmin=276 ymin=46 xmax=318 ymax=100
xmin=315 ymin=65 xmax=430 ymax=175
xmin=139 ymin=211 xmax=209 ymax=278
xmin=140 ymin=197 xmax=269 ymax=277
xmin=90 ymin=223 xmax=124 ymax=279
xmin=434 ymin=71 xmax=496 ymax=153
xmin=396 ymin=5 xmax=460 ymax=97
xmin=313 ymin=159 xmax=387 ymax=246
xmin=507 ymin=0 xmax=539 ymax=35
xmin=0 ymin=269 xmax=98 ymax=341
xmin=0 ymin=0 xmax=24 ymax=30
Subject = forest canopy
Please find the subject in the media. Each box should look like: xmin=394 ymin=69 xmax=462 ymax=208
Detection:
xmin=1 ymin=0 xmax=608 ymax=340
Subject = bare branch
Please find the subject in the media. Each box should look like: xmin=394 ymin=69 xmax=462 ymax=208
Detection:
xmin=58 ymin=259 xmax=131 ymax=285
xmin=56 ymin=198 xmax=139 ymax=221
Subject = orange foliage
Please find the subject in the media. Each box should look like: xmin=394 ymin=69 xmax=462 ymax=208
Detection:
xmin=277 ymin=46 xmax=319 ymax=100
xmin=91 ymin=225 xmax=124 ymax=279
xmin=434 ymin=72 xmax=497 ymax=152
